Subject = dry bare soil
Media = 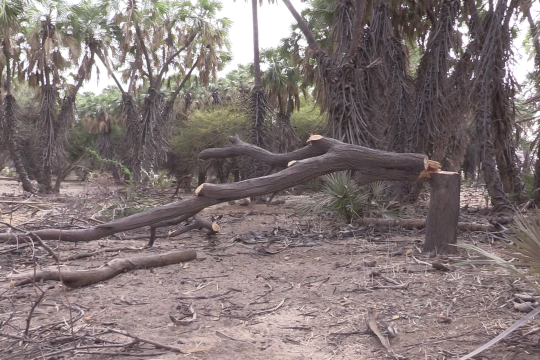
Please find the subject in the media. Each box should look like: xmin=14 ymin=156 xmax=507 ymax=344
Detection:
xmin=0 ymin=177 xmax=539 ymax=360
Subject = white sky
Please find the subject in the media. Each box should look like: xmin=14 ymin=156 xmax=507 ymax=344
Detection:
xmin=81 ymin=0 xmax=307 ymax=94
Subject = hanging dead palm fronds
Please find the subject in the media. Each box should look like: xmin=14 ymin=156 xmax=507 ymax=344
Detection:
xmin=322 ymin=0 xmax=381 ymax=147
xmin=408 ymin=0 xmax=460 ymax=160
xmin=39 ymin=85 xmax=57 ymax=193
xmin=2 ymin=94 xmax=34 ymax=192
xmin=138 ymin=88 xmax=165 ymax=174
xmin=120 ymin=92 xmax=140 ymax=182
xmin=471 ymin=1 xmax=516 ymax=212
xmin=385 ymin=34 xmax=413 ymax=153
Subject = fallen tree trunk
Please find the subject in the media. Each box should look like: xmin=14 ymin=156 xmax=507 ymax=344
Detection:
xmin=9 ymin=250 xmax=197 ymax=288
xmin=354 ymin=218 xmax=498 ymax=233
xmin=0 ymin=135 xmax=429 ymax=243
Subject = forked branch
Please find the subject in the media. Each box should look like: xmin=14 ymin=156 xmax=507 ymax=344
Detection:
xmin=0 ymin=135 xmax=430 ymax=243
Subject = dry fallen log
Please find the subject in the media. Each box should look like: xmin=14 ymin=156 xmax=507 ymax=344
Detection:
xmin=354 ymin=218 xmax=498 ymax=232
xmin=9 ymin=250 xmax=196 ymax=288
xmin=0 ymin=135 xmax=429 ymax=243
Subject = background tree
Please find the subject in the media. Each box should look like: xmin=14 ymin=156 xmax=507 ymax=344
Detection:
xmin=0 ymin=0 xmax=35 ymax=192
xmin=260 ymin=47 xmax=301 ymax=153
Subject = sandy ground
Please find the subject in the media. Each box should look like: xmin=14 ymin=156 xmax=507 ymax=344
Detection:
xmin=0 ymin=177 xmax=539 ymax=360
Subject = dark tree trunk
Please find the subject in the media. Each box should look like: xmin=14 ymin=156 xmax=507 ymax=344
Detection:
xmin=2 ymin=43 xmax=34 ymax=193
xmin=526 ymin=7 xmax=540 ymax=204
xmin=4 ymin=96 xmax=35 ymax=193
xmin=476 ymin=91 xmax=512 ymax=213
xmin=424 ymin=171 xmax=460 ymax=254
xmin=39 ymin=85 xmax=57 ymax=193
xmin=122 ymin=93 xmax=141 ymax=184
xmin=275 ymin=112 xmax=299 ymax=153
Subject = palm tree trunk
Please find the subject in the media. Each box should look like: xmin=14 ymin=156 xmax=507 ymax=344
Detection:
xmin=251 ymin=0 xmax=262 ymax=90
xmin=162 ymin=62 xmax=197 ymax=122
xmin=39 ymin=85 xmax=57 ymax=193
xmin=2 ymin=44 xmax=34 ymax=192
xmin=4 ymin=95 xmax=35 ymax=193
xmin=526 ymin=7 xmax=540 ymax=204
xmin=122 ymin=93 xmax=141 ymax=184
xmin=476 ymin=89 xmax=513 ymax=213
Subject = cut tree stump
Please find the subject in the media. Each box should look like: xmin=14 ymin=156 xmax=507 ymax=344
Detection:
xmin=424 ymin=171 xmax=460 ymax=254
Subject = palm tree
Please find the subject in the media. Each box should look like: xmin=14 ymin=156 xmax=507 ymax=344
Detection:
xmin=260 ymin=47 xmax=301 ymax=153
xmin=106 ymin=0 xmax=230 ymax=183
xmin=50 ymin=0 xmax=110 ymax=192
xmin=23 ymin=0 xmax=80 ymax=192
xmin=0 ymin=0 xmax=35 ymax=192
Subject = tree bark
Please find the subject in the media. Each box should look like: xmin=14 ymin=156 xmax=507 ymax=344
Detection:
xmin=424 ymin=172 xmax=460 ymax=254
xmin=347 ymin=0 xmax=366 ymax=58
xmin=4 ymin=96 xmax=35 ymax=193
xmin=0 ymin=135 xmax=431 ymax=243
xmin=2 ymin=43 xmax=34 ymax=193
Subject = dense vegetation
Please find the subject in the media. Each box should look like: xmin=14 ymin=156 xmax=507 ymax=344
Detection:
xmin=0 ymin=0 xmax=539 ymax=217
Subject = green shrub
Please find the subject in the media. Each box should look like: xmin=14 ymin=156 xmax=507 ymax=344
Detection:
xmin=299 ymin=171 xmax=396 ymax=222
xmin=169 ymin=106 xmax=248 ymax=171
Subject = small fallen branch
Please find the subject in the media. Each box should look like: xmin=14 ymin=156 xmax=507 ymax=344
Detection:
xmin=458 ymin=306 xmax=540 ymax=360
xmin=9 ymin=250 xmax=197 ymax=288
xmin=367 ymin=309 xmax=405 ymax=360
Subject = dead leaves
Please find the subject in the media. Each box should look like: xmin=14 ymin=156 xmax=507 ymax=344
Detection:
xmin=170 ymin=301 xmax=197 ymax=326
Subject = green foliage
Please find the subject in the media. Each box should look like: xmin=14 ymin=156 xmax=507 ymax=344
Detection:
xmin=65 ymin=122 xmax=96 ymax=161
xmin=290 ymin=97 xmax=325 ymax=141
xmin=300 ymin=171 xmax=396 ymax=222
xmin=523 ymin=172 xmax=535 ymax=200
xmin=88 ymin=147 xmax=131 ymax=180
xmin=170 ymin=106 xmax=248 ymax=170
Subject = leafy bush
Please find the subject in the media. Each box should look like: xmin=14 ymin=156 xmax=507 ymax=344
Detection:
xmin=300 ymin=171 xmax=396 ymax=222
xmin=169 ymin=106 xmax=248 ymax=172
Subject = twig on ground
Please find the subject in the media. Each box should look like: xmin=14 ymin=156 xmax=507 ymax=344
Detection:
xmin=27 ymin=232 xmax=59 ymax=263
xmin=249 ymin=298 xmax=286 ymax=317
xmin=24 ymin=291 xmax=46 ymax=336
xmin=108 ymin=328 xmax=184 ymax=353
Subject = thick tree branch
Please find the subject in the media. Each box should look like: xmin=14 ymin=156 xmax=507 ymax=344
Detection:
xmin=135 ymin=24 xmax=154 ymax=88
xmin=347 ymin=0 xmax=366 ymax=58
xmin=156 ymin=31 xmax=199 ymax=88
xmin=199 ymin=133 xmax=336 ymax=168
xmin=96 ymin=50 xmax=125 ymax=93
xmin=281 ymin=0 xmax=320 ymax=51
xmin=0 ymin=135 xmax=430 ymax=243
